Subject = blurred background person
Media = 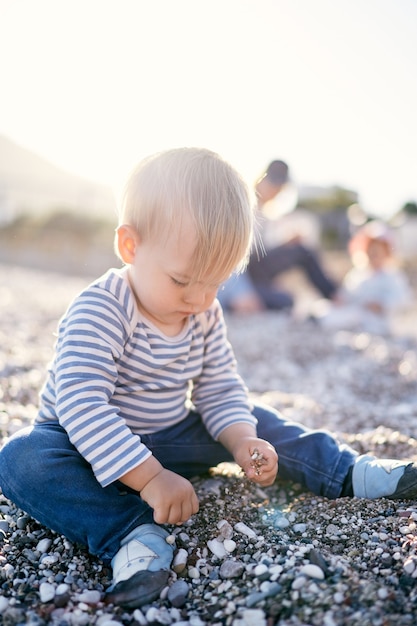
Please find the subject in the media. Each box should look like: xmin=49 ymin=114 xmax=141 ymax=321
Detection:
xmin=310 ymin=221 xmax=412 ymax=335
xmin=219 ymin=160 xmax=338 ymax=313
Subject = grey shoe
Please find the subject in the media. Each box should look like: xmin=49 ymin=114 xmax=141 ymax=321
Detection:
xmin=111 ymin=523 xmax=174 ymax=583
xmin=105 ymin=523 xmax=174 ymax=608
xmin=352 ymin=455 xmax=417 ymax=499
xmin=105 ymin=569 xmax=170 ymax=609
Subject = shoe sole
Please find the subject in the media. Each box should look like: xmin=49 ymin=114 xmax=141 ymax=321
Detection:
xmin=105 ymin=569 xmax=170 ymax=609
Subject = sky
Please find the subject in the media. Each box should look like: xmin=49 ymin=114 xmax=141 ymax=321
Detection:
xmin=1 ymin=0 xmax=417 ymax=217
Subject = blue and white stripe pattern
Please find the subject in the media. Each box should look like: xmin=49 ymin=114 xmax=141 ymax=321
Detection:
xmin=37 ymin=268 xmax=255 ymax=487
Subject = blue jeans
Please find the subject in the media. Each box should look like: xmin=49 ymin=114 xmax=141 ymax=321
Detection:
xmin=0 ymin=404 xmax=355 ymax=563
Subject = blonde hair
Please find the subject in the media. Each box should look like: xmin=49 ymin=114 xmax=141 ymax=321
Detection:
xmin=117 ymin=147 xmax=255 ymax=281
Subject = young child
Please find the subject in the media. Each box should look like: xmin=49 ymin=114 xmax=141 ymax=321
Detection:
xmin=1 ymin=148 xmax=417 ymax=609
xmin=312 ymin=221 xmax=412 ymax=335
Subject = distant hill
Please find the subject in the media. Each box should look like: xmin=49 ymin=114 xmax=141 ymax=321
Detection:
xmin=0 ymin=135 xmax=117 ymax=224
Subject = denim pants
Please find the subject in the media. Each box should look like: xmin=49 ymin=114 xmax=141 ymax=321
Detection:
xmin=0 ymin=403 xmax=355 ymax=564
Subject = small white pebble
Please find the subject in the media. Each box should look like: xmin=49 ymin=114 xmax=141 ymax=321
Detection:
xmin=292 ymin=576 xmax=307 ymax=590
xmin=207 ymin=539 xmax=227 ymax=558
xmin=56 ymin=583 xmax=70 ymax=596
xmin=234 ymin=522 xmax=257 ymax=539
xmin=172 ymin=548 xmax=188 ymax=573
xmin=132 ymin=609 xmax=147 ymax=625
xmin=146 ymin=607 xmax=159 ymax=623
xmin=39 ymin=581 xmax=55 ymax=603
xmin=78 ymin=589 xmax=101 ymax=604
xmin=188 ymin=566 xmax=200 ymax=579
xmin=0 ymin=596 xmax=9 ymax=614
xmin=223 ymin=539 xmax=236 ymax=553
xmin=269 ymin=564 xmax=283 ymax=580
xmin=36 ymin=538 xmax=52 ymax=553
xmin=254 ymin=563 xmax=269 ymax=577
xmin=293 ymin=523 xmax=307 ymax=533
xmin=300 ymin=564 xmax=325 ymax=580
xmin=378 ymin=587 xmax=389 ymax=599
xmin=40 ymin=553 xmax=59 ymax=566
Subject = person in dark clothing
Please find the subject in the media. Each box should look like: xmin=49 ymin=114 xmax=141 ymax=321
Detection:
xmin=219 ymin=160 xmax=338 ymax=312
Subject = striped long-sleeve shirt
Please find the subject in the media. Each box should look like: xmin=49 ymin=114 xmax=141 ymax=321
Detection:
xmin=37 ymin=268 xmax=256 ymax=487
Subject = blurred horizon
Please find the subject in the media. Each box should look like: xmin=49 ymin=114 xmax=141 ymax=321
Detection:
xmin=1 ymin=0 xmax=417 ymax=218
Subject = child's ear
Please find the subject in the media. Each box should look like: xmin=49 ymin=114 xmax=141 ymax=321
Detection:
xmin=116 ymin=225 xmax=139 ymax=264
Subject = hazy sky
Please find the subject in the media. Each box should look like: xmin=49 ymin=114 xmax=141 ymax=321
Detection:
xmin=1 ymin=0 xmax=416 ymax=216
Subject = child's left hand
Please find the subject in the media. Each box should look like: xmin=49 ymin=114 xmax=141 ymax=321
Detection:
xmin=235 ymin=437 xmax=278 ymax=486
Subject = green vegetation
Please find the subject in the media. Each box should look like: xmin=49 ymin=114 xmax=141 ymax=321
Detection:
xmin=297 ymin=186 xmax=358 ymax=214
xmin=0 ymin=211 xmax=119 ymax=276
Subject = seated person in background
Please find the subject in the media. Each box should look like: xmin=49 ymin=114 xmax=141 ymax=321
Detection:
xmin=311 ymin=221 xmax=412 ymax=335
xmin=218 ymin=160 xmax=338 ymax=313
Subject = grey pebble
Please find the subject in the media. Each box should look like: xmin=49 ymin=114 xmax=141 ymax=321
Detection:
xmin=219 ymin=559 xmax=245 ymax=579
xmin=167 ymin=579 xmax=190 ymax=607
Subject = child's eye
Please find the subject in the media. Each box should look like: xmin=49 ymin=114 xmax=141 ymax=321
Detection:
xmin=171 ymin=277 xmax=187 ymax=287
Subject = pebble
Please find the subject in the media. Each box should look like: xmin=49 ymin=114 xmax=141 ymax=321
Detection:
xmin=219 ymin=559 xmax=245 ymax=579
xmin=131 ymin=609 xmax=147 ymax=625
xmin=223 ymin=538 xmax=237 ymax=552
xmin=167 ymin=579 xmax=189 ymax=607
xmin=253 ymin=563 xmax=269 ymax=577
xmin=246 ymin=582 xmax=282 ymax=607
xmin=0 ymin=596 xmax=9 ymax=613
xmin=269 ymin=563 xmax=283 ymax=579
xmin=146 ymin=606 xmax=173 ymax=624
xmin=239 ymin=608 xmax=267 ymax=626
xmin=293 ymin=523 xmax=307 ymax=533
xmin=207 ymin=538 xmax=228 ymax=558
xmin=217 ymin=519 xmax=234 ymax=539
xmin=0 ymin=520 xmax=9 ymax=533
xmin=292 ymin=575 xmax=308 ymax=590
xmin=172 ymin=547 xmax=188 ymax=573
xmin=39 ymin=581 xmax=55 ymax=603
xmin=78 ymin=589 xmax=101 ymax=604
xmin=40 ymin=553 xmax=59 ymax=566
xmin=234 ymin=522 xmax=257 ymax=539
xmin=300 ymin=564 xmax=325 ymax=579
xmin=36 ymin=537 xmax=52 ymax=553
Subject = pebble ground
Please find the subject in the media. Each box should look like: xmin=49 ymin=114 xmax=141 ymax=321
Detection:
xmin=1 ymin=264 xmax=417 ymax=626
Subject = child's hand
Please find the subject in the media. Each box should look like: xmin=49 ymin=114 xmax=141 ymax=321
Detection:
xmin=235 ymin=437 xmax=278 ymax=486
xmin=140 ymin=468 xmax=200 ymax=525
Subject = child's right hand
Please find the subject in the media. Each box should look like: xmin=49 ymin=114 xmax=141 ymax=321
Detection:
xmin=140 ymin=468 xmax=200 ymax=525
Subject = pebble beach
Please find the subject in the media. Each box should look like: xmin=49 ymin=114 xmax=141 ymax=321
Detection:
xmin=1 ymin=263 xmax=417 ymax=626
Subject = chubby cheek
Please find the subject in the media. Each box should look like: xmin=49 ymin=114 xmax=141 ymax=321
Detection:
xmin=205 ymin=289 xmax=219 ymax=308
xmin=159 ymin=283 xmax=182 ymax=309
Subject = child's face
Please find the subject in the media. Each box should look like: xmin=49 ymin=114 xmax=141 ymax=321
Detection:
xmin=127 ymin=224 xmax=229 ymax=334
xmin=366 ymin=239 xmax=391 ymax=270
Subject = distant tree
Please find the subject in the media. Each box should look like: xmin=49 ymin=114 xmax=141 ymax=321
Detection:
xmin=402 ymin=201 xmax=417 ymax=215
xmin=297 ymin=186 xmax=358 ymax=214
